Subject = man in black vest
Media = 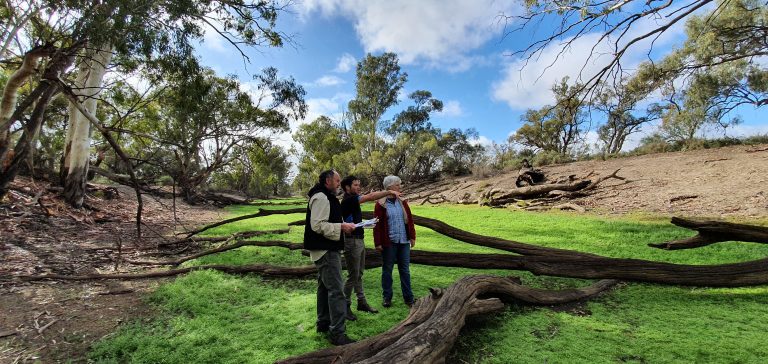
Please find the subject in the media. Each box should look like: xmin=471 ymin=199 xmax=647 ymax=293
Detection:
xmin=304 ymin=170 xmax=357 ymax=346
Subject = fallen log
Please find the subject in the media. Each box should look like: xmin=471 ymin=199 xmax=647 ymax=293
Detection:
xmin=18 ymin=263 xmax=316 ymax=281
xmin=182 ymin=208 xmax=305 ymax=238
xmin=278 ymin=277 xmax=617 ymax=364
xmin=281 ymin=215 xmax=768 ymax=286
xmin=203 ymin=191 xmax=250 ymax=205
xmin=484 ymin=180 xmax=591 ymax=206
xmin=127 ymin=239 xmax=301 ymax=266
xmin=158 ymin=229 xmax=290 ymax=248
xmin=649 ymin=217 xmax=768 ymax=250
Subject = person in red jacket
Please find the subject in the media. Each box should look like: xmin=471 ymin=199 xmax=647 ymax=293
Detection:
xmin=373 ymin=175 xmax=416 ymax=308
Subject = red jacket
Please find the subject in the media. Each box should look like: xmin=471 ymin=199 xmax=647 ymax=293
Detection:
xmin=373 ymin=198 xmax=416 ymax=248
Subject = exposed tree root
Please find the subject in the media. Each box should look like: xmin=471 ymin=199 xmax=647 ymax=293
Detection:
xmin=277 ymin=277 xmax=618 ymax=364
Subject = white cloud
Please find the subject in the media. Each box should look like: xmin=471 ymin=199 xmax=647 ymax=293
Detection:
xmin=311 ymin=75 xmax=346 ymax=87
xmin=492 ymin=5 xmax=695 ymax=110
xmin=298 ymin=0 xmax=520 ymax=70
xmin=335 ymin=53 xmax=357 ymax=73
xmin=200 ymin=21 xmax=227 ymax=53
xmin=437 ymin=100 xmax=463 ymax=117
xmin=300 ymin=93 xmax=353 ymax=127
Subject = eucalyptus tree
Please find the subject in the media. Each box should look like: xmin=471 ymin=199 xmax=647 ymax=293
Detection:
xmin=593 ymin=80 xmax=654 ymax=157
xmin=0 ymin=0 xmax=293 ymax=205
xmin=507 ymin=0 xmax=766 ymax=145
xmin=210 ymin=139 xmax=292 ymax=198
xmin=385 ymin=90 xmax=444 ymax=181
xmin=627 ymin=0 xmax=766 ymax=144
xmin=347 ymin=52 xmax=407 ymax=163
xmin=513 ymin=78 xmax=588 ymax=156
xmin=292 ymin=115 xmax=351 ymax=192
xmin=504 ymin=0 xmax=722 ymax=100
xmin=139 ymin=66 xmax=305 ymax=202
xmin=438 ymin=128 xmax=486 ymax=176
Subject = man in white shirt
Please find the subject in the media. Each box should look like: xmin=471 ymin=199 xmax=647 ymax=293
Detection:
xmin=303 ymin=170 xmax=357 ymax=346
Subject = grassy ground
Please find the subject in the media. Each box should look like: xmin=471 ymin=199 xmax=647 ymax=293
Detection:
xmin=90 ymin=203 xmax=768 ymax=363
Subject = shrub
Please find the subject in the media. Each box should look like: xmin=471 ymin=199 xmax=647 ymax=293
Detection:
xmin=532 ymin=150 xmax=572 ymax=166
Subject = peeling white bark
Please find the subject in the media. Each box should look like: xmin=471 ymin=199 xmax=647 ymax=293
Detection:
xmin=63 ymin=45 xmax=113 ymax=207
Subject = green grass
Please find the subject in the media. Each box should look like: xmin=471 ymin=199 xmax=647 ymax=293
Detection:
xmin=90 ymin=204 xmax=768 ymax=363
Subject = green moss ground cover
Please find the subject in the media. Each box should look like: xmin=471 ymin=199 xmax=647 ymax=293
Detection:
xmin=90 ymin=203 xmax=768 ymax=363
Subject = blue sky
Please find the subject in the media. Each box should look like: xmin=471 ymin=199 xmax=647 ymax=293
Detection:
xmin=194 ymin=0 xmax=767 ymax=152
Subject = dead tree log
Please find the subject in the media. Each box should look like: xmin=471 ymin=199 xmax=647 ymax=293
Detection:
xmin=157 ymin=229 xmax=290 ymax=248
xmin=277 ymin=277 xmax=617 ymax=364
xmin=19 ymin=263 xmax=317 ymax=281
xmin=286 ymin=214 xmax=768 ymax=286
xmin=649 ymin=217 xmax=768 ymax=250
xmin=202 ymin=191 xmax=250 ymax=206
xmin=483 ymin=180 xmax=591 ymax=206
xmin=482 ymin=169 xmax=628 ymax=207
xmin=182 ymin=208 xmax=305 ymax=237
xmin=127 ymin=239 xmax=301 ymax=266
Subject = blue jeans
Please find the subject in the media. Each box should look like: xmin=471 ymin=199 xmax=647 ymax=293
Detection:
xmin=381 ymin=243 xmax=413 ymax=303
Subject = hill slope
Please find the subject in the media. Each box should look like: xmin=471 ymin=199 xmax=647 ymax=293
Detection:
xmin=415 ymin=144 xmax=768 ymax=218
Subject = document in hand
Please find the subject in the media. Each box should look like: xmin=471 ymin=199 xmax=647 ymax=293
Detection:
xmin=354 ymin=218 xmax=379 ymax=229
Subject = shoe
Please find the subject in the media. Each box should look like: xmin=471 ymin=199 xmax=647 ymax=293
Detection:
xmin=382 ymin=299 xmax=392 ymax=308
xmin=345 ymin=303 xmax=358 ymax=321
xmin=316 ymin=325 xmax=329 ymax=333
xmin=357 ymin=301 xmax=379 ymax=314
xmin=330 ymin=333 xmax=356 ymax=346
xmin=405 ymin=300 xmax=414 ymax=308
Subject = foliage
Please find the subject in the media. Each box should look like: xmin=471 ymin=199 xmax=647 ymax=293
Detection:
xmin=0 ymin=0 xmax=296 ymax=202
xmin=347 ymin=52 xmax=407 ymax=161
xmin=116 ymin=66 xmax=304 ymax=201
xmin=593 ymin=79 xmax=655 ymax=157
xmin=439 ymin=128 xmax=487 ymax=176
xmin=627 ymin=0 xmax=765 ymax=144
xmin=291 ymin=116 xmax=352 ymax=192
xmin=210 ymin=140 xmax=293 ymax=198
xmin=293 ymin=55 xmax=484 ymax=190
xmin=90 ymin=204 xmax=768 ymax=363
xmin=631 ymin=133 xmax=768 ymax=156
xmin=531 ymin=150 xmax=572 ymax=166
xmin=512 ymin=78 xmax=588 ymax=156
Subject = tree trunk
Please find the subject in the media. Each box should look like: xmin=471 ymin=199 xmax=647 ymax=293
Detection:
xmin=0 ymin=44 xmax=77 ymax=200
xmin=62 ymin=46 xmax=112 ymax=207
xmin=0 ymin=46 xmax=52 ymax=159
xmin=0 ymin=82 xmax=58 ymax=196
xmin=278 ymin=277 xmax=617 ymax=364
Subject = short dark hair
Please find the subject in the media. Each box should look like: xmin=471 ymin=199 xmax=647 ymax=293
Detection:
xmin=318 ymin=169 xmax=336 ymax=185
xmin=341 ymin=175 xmax=359 ymax=192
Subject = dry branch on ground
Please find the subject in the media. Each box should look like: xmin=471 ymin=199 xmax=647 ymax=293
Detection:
xmin=277 ymin=277 xmax=618 ymax=364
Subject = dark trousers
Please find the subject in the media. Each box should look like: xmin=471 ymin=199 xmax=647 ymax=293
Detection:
xmin=381 ymin=243 xmax=413 ymax=303
xmin=343 ymin=237 xmax=368 ymax=304
xmin=315 ymin=250 xmax=346 ymax=336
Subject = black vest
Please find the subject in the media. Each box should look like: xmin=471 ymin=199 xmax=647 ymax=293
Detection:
xmin=304 ymin=185 xmax=344 ymax=251
xmin=341 ymin=193 xmax=364 ymax=237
